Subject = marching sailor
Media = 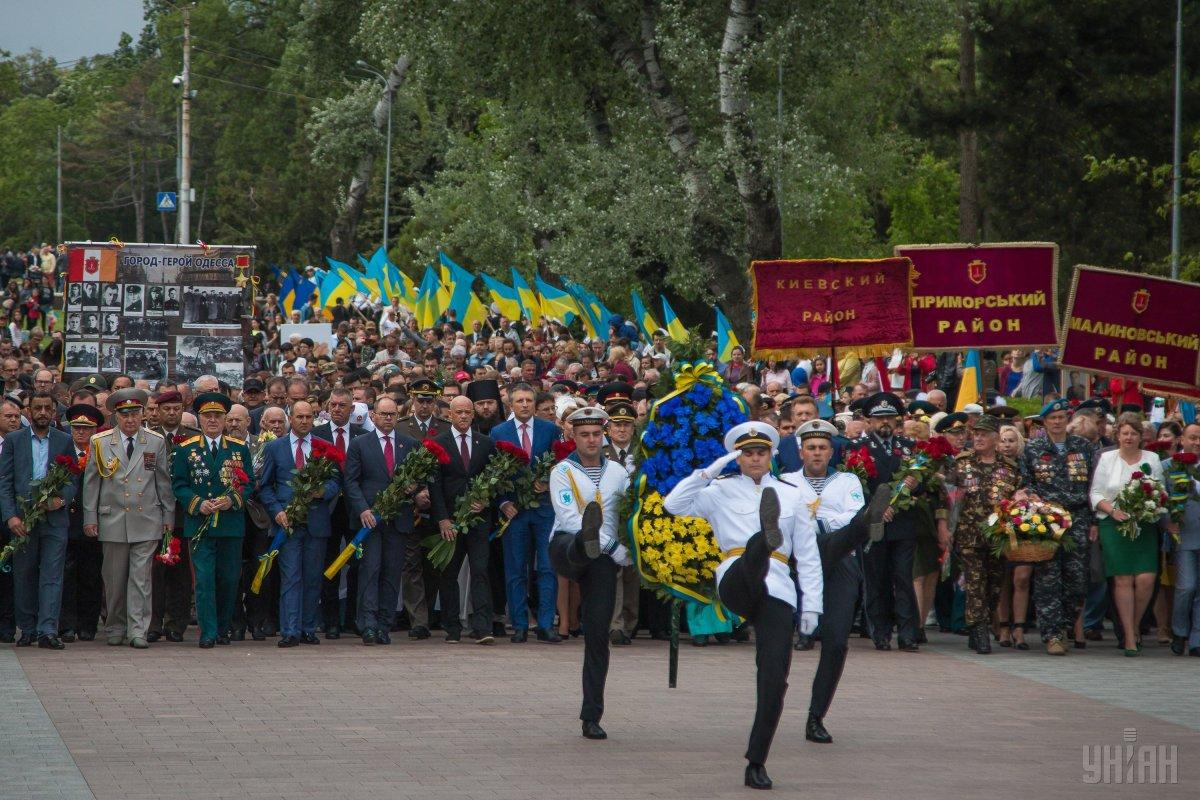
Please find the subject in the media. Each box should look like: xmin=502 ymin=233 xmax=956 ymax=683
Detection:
xmin=547 ymin=406 xmax=631 ymax=742
xmin=662 ymin=422 xmax=823 ymax=791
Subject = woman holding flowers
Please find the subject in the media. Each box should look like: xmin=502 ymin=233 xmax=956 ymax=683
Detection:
xmin=1089 ymin=412 xmax=1175 ymax=655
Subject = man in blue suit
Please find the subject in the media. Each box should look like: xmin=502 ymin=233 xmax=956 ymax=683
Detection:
xmin=0 ymin=392 xmax=77 ymax=649
xmin=344 ymin=396 xmax=423 ymax=645
xmin=258 ymin=400 xmax=342 ymax=647
xmin=777 ymin=396 xmax=843 ymax=473
xmin=490 ymin=382 xmax=561 ymax=643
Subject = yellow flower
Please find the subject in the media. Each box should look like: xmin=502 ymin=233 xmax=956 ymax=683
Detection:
xmin=1036 ymin=525 xmax=1047 ymax=533
xmin=1019 ymin=523 xmax=1031 ymax=532
xmin=1031 ymin=514 xmax=1042 ymax=524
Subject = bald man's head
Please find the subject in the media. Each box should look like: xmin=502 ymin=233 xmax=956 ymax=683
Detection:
xmin=448 ymin=395 xmax=475 ymax=433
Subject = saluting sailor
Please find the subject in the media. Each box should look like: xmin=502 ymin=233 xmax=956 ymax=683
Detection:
xmin=663 ymin=422 xmax=823 ymax=791
xmin=546 ymin=406 xmax=631 ymax=743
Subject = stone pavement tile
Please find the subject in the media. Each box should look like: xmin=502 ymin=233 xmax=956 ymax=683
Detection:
xmin=13 ymin=632 xmax=1200 ymax=799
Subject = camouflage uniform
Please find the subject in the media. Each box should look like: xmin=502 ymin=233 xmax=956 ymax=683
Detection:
xmin=951 ymin=451 xmax=1023 ymax=628
xmin=1019 ymin=435 xmax=1095 ymax=643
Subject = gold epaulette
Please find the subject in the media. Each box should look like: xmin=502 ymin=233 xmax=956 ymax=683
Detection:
xmin=226 ymin=436 xmax=246 ymax=446
xmin=179 ymin=435 xmax=202 ymax=447
xmin=144 ymin=428 xmax=164 ymax=439
xmin=90 ymin=430 xmax=114 ymax=443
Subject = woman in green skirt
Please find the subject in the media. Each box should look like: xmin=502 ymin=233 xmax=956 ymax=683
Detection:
xmin=1089 ymin=412 xmax=1173 ymax=656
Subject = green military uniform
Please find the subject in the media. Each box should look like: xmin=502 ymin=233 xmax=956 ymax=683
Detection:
xmin=951 ymin=449 xmax=1023 ymax=632
xmin=171 ymin=394 xmax=254 ymax=646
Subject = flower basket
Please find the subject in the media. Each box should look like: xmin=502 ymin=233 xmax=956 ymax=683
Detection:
xmin=1003 ymin=540 xmax=1059 ymax=563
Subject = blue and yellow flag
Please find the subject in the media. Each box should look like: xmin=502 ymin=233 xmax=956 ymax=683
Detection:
xmin=278 ymin=269 xmax=298 ymax=317
xmin=439 ymin=252 xmax=489 ymax=329
xmin=534 ymin=275 xmax=580 ymax=325
xmin=630 ymin=290 xmax=661 ymax=341
xmin=415 ymin=265 xmax=444 ymax=329
xmin=511 ymin=268 xmax=538 ymax=324
xmin=480 ymin=272 xmax=522 ymax=321
xmin=955 ymin=349 xmax=983 ymax=411
xmin=715 ymin=305 xmax=740 ymax=362
xmin=562 ymin=282 xmax=603 ymax=340
xmin=318 ymin=266 xmax=355 ymax=312
xmin=660 ymin=296 xmax=688 ymax=342
xmin=326 ymin=257 xmax=376 ymax=300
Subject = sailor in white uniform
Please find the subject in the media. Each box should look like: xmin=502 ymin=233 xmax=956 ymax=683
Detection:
xmin=782 ymin=419 xmax=890 ymax=745
xmin=547 ymin=406 xmax=631 ymax=742
xmin=662 ymin=422 xmax=822 ymax=791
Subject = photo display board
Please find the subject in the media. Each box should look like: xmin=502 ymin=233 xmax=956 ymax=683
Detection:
xmin=63 ymin=242 xmax=255 ymax=388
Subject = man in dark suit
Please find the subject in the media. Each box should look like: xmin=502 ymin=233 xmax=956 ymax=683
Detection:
xmin=59 ymin=404 xmax=106 ymax=641
xmin=430 ymin=395 xmax=513 ymax=644
xmin=0 ymin=397 xmax=24 ymax=642
xmin=853 ymin=392 xmax=924 ymax=652
xmin=0 ymin=391 xmax=77 ymax=649
xmin=467 ymin=378 xmax=509 ymax=636
xmin=148 ymin=389 xmax=200 ymax=643
xmin=490 ymin=382 xmax=561 ymax=642
xmin=258 ymin=401 xmax=343 ymax=647
xmin=344 ymin=396 xmax=424 ymax=644
xmin=311 ymin=387 xmax=366 ymax=638
xmin=395 ymin=378 xmax=444 ymax=638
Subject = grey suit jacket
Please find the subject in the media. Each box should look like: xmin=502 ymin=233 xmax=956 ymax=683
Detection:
xmin=82 ymin=427 xmax=175 ymax=543
xmin=0 ymin=426 xmax=76 ymax=534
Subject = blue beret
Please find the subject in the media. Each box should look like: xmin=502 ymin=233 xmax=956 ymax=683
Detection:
xmin=1038 ymin=398 xmax=1070 ymax=418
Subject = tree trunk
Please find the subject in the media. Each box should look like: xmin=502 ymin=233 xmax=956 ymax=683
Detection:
xmin=958 ymin=0 xmax=981 ymax=241
xmin=128 ymin=144 xmax=145 ymax=243
xmin=330 ymin=55 xmax=412 ymax=262
xmin=719 ymin=0 xmax=781 ymax=261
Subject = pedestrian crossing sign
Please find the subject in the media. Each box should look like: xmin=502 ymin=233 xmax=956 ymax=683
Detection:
xmin=156 ymin=192 xmax=177 ymax=212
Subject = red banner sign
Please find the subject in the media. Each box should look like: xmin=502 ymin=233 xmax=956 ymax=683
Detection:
xmin=1061 ymin=266 xmax=1200 ymax=389
xmin=749 ymin=258 xmax=913 ymax=358
xmin=895 ymin=242 xmax=1059 ymax=350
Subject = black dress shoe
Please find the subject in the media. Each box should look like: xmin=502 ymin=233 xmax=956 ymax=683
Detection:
xmin=38 ymin=635 xmax=66 ymax=650
xmin=77 ymin=631 xmax=95 ymax=642
xmin=536 ymin=628 xmax=562 ymax=643
xmin=873 ymin=639 xmax=891 ymax=651
xmin=570 ymin=628 xmax=583 ymax=638
xmin=1189 ymin=647 xmax=1200 ymax=657
xmin=325 ymin=627 xmax=341 ymax=640
xmin=362 ymin=628 xmax=377 ymax=645
xmin=251 ymin=626 xmax=266 ymax=641
xmin=794 ymin=633 xmax=814 ymax=651
xmin=445 ymin=631 xmax=461 ymax=643
xmin=806 ymin=712 xmax=832 ymax=743
xmin=510 ymin=629 xmax=528 ymax=643
xmin=216 ymin=635 xmax=231 ymax=646
xmin=376 ymin=630 xmax=391 ymax=645
xmin=581 ymin=720 xmax=607 ymax=740
xmin=277 ymin=636 xmax=299 ymax=648
xmin=492 ymin=621 xmax=507 ymax=638
xmin=0 ymin=632 xmax=14 ymax=643
xmin=165 ymin=631 xmax=183 ymax=643
xmin=692 ymin=635 xmax=708 ymax=647
xmin=146 ymin=631 xmax=161 ymax=643
xmin=897 ymin=639 xmax=919 ymax=652
xmin=1171 ymin=636 xmax=1186 ymax=656
xmin=199 ymin=639 xmax=215 ymax=649
xmin=231 ymin=628 xmax=246 ymax=642
xmin=16 ymin=632 xmax=34 ymax=647
xmin=300 ymin=633 xmax=320 ymax=645
xmin=470 ymin=631 xmax=495 ymax=645
xmin=760 ymin=487 xmax=783 ymax=550
xmin=60 ymin=630 xmax=77 ymax=643
xmin=915 ymin=628 xmax=928 ymax=645
xmin=408 ymin=626 xmax=431 ymax=640
xmin=744 ymin=763 xmax=772 ymax=790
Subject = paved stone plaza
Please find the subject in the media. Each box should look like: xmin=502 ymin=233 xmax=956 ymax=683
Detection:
xmin=3 ymin=630 xmax=1196 ymax=799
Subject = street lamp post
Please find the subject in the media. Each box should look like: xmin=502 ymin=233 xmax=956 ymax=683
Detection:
xmin=357 ymin=61 xmax=393 ymax=257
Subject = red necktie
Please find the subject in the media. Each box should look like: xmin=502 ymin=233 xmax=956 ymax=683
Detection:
xmin=295 ymin=440 xmax=305 ymax=469
xmin=336 ymin=428 xmax=346 ymax=454
xmin=520 ymin=423 xmax=531 ymax=455
xmin=383 ymin=435 xmax=394 ymax=472
xmin=459 ymin=434 xmax=470 ymax=471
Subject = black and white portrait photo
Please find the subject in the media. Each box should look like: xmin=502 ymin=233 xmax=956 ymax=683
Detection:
xmin=124 ymin=347 xmax=168 ymax=381
xmin=123 ymin=317 xmax=168 ymax=344
xmin=101 ymin=312 xmax=121 ymax=338
xmin=65 ymin=313 xmax=82 ymax=336
xmin=146 ymin=285 xmax=165 ymax=315
xmin=80 ymin=281 xmax=99 ymax=308
xmin=182 ymin=286 xmax=243 ymax=328
xmin=100 ymin=344 xmax=122 ymax=372
xmin=163 ymin=285 xmax=181 ymax=314
xmin=123 ymin=284 xmax=144 ymax=315
xmin=81 ymin=312 xmax=100 ymax=337
xmin=67 ymin=283 xmax=82 ymax=310
xmin=101 ymin=283 xmax=123 ymax=310
xmin=65 ymin=342 xmax=99 ymax=371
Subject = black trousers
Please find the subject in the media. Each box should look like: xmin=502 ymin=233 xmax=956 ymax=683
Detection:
xmin=863 ymin=538 xmax=918 ymax=643
xmin=150 ymin=531 xmax=193 ymax=636
xmin=59 ymin=538 xmax=104 ymax=635
xmin=439 ymin=527 xmax=491 ymax=636
xmin=718 ymin=531 xmax=794 ymax=766
xmin=549 ymin=532 xmax=618 ymax=722
xmin=0 ymin=530 xmax=15 ymax=637
xmin=488 ymin=535 xmax=506 ymax=626
xmin=236 ymin=520 xmax=278 ymax=631
xmin=322 ymin=498 xmax=357 ymax=631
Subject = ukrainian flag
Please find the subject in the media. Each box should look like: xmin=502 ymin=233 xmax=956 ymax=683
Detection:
xmin=279 ymin=269 xmax=298 ymax=317
xmin=563 ymin=282 xmax=603 ymax=340
xmin=511 ymin=268 xmax=539 ymax=324
xmin=660 ymin=296 xmax=688 ymax=342
xmin=954 ymin=349 xmax=983 ymax=411
xmin=326 ymin=257 xmax=375 ymax=300
xmin=319 ymin=267 xmax=355 ymax=313
xmin=480 ymin=272 xmax=523 ymax=321
xmin=715 ymin=305 xmax=740 ymax=363
xmin=630 ymin=290 xmax=661 ymax=341
xmin=534 ymin=275 xmax=580 ymax=325
xmin=293 ymin=272 xmax=317 ymax=312
xmin=439 ymin=252 xmax=490 ymax=329
xmin=415 ymin=265 xmax=442 ymax=329
xmin=564 ymin=278 xmax=614 ymax=334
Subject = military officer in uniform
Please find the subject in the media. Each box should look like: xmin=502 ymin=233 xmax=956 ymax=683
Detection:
xmin=664 ymin=422 xmax=824 ymax=790
xmin=781 ymin=420 xmax=889 ymax=747
xmin=1019 ymin=398 xmax=1095 ymax=655
xmin=82 ymin=389 xmax=175 ymax=649
xmin=854 ymin=392 xmax=925 ymax=651
xmin=172 ymin=393 xmax=254 ymax=648
xmin=943 ymin=414 xmax=1023 ymax=654
xmin=602 ymin=400 xmax=638 ymax=645
xmin=395 ymin=377 xmax=444 ymax=638
xmin=148 ymin=389 xmax=200 ymax=643
xmin=59 ymin=404 xmax=106 ymax=642
xmin=547 ymin=406 xmax=631 ymax=743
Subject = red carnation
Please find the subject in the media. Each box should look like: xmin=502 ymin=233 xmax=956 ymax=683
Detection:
xmin=1142 ymin=482 xmax=1153 ymax=492
xmin=422 ymin=438 xmax=452 ymax=465
xmin=496 ymin=439 xmax=530 ymax=465
xmin=553 ymin=440 xmax=577 ymax=462
xmin=917 ymin=436 xmax=955 ymax=460
xmin=1173 ymin=452 xmax=1198 ymax=466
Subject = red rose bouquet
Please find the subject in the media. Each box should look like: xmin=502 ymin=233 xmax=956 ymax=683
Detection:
xmin=280 ymin=437 xmax=344 ymax=533
xmin=890 ymin=436 xmax=956 ymax=509
xmin=0 ymin=454 xmax=82 ymax=571
xmin=1112 ymin=463 xmax=1169 ymax=539
xmin=373 ymin=438 xmax=450 ymax=522
xmin=838 ymin=446 xmax=877 ymax=493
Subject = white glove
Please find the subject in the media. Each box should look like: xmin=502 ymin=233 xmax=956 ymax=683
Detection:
xmin=799 ymin=611 xmax=820 ymax=636
xmin=702 ymin=451 xmax=740 ymax=480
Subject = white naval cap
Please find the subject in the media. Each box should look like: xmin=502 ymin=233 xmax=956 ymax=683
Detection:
xmin=961 ymin=403 xmax=984 ymax=415
xmin=797 ymin=419 xmax=838 ymax=441
xmin=568 ymin=405 xmax=609 ymax=427
xmin=723 ymin=421 xmax=780 ymax=454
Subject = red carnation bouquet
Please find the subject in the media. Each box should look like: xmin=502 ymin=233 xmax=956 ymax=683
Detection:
xmin=424 ymin=440 xmax=531 ymax=568
xmin=1165 ymin=451 xmax=1198 ymax=525
xmin=553 ymin=440 xmax=577 ymax=462
xmin=838 ymin=445 xmax=877 ymax=493
xmin=280 ymin=437 xmax=344 ymax=533
xmin=190 ymin=459 xmax=250 ymax=549
xmin=0 ymin=454 xmax=83 ymax=571
xmin=1112 ymin=462 xmax=1169 ymax=539
xmin=890 ymin=436 xmax=956 ymax=509
xmin=374 ymin=438 xmax=451 ymax=522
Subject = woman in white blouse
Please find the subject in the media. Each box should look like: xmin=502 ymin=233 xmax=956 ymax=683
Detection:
xmin=1089 ymin=413 xmax=1176 ymax=655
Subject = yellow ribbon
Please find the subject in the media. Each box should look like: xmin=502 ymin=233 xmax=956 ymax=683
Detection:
xmin=108 ymin=236 xmax=125 ymax=249
xmin=654 ymin=361 xmax=723 ymax=410
xmin=721 ymin=547 xmax=790 ymax=565
xmin=250 ymin=550 xmax=278 ymax=595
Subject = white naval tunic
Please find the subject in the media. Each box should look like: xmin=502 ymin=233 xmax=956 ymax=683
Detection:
xmin=783 ymin=469 xmax=866 ymax=541
xmin=550 ymin=456 xmax=632 ymax=566
xmin=663 ymin=470 xmax=823 ymax=614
